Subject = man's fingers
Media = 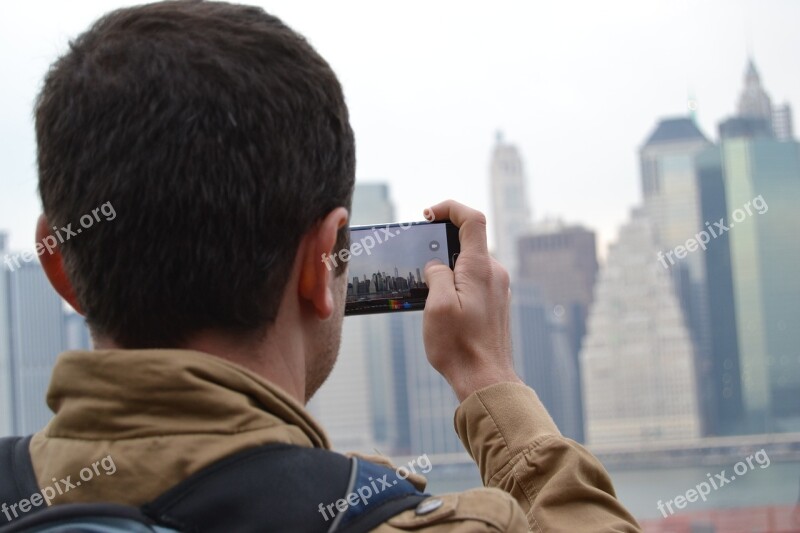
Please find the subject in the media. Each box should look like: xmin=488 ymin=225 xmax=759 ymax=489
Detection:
xmin=424 ymin=200 xmax=488 ymax=256
xmin=420 ymin=202 xmax=518 ymax=402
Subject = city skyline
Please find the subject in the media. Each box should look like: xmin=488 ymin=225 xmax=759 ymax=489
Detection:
xmin=0 ymin=3 xmax=798 ymax=525
xmin=347 ymin=268 xmax=428 ymax=302
xmin=2 ymin=55 xmax=794 ymax=444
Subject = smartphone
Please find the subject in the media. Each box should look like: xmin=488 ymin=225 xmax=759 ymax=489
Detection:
xmin=341 ymin=220 xmax=460 ymax=316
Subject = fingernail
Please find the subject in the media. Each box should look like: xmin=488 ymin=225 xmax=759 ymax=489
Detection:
xmin=423 ymin=208 xmax=435 ymax=221
xmin=425 ymin=258 xmax=443 ymax=269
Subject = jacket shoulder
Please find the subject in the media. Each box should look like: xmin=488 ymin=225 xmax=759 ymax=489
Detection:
xmin=371 ymin=488 xmax=529 ymax=532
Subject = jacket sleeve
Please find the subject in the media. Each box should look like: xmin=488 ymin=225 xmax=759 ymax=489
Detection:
xmin=454 ymin=382 xmax=642 ymax=533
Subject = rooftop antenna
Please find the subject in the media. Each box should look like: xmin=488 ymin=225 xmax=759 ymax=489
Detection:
xmin=687 ymin=89 xmax=698 ymax=124
xmin=744 ymin=0 xmax=755 ymax=62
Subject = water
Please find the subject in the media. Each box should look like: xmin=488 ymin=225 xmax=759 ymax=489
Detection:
xmin=611 ymin=460 xmax=800 ymax=520
xmin=420 ymin=460 xmax=800 ymax=521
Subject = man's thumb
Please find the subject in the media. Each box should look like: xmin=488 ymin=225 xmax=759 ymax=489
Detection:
xmin=424 ymin=259 xmax=455 ymax=296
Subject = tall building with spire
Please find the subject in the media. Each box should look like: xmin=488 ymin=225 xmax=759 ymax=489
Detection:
xmin=729 ymin=58 xmax=795 ymax=142
xmin=716 ymin=60 xmax=800 ymax=433
xmin=489 ymin=132 xmax=532 ymax=275
xmin=737 ymin=59 xmax=773 ymax=123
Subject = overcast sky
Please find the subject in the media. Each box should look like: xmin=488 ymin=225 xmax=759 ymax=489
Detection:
xmin=1 ymin=0 xmax=798 ymax=256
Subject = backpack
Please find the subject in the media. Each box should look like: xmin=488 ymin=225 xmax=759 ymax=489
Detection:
xmin=0 ymin=436 xmax=430 ymax=532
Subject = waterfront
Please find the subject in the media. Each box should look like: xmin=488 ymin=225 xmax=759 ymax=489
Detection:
xmin=417 ymin=456 xmax=800 ymax=523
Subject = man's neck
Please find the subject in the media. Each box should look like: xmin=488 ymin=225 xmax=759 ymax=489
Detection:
xmin=93 ymin=330 xmax=307 ymax=404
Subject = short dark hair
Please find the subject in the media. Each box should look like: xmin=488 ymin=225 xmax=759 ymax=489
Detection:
xmin=36 ymin=0 xmax=355 ymax=348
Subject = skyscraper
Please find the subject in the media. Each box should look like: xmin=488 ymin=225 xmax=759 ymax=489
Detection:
xmin=511 ymin=282 xmax=582 ymax=441
xmin=718 ymin=88 xmax=800 ymax=433
xmin=581 ymin=209 xmax=701 ymax=445
xmin=737 ymin=59 xmax=774 ymax=124
xmin=391 ymin=311 xmax=462 ymax=454
xmin=517 ymin=224 xmax=598 ymax=442
xmin=639 ymin=116 xmax=715 ymax=435
xmin=489 ymin=132 xmax=532 ymax=275
xmin=0 ymin=260 xmax=65 ymax=436
xmin=694 ymin=147 xmax=744 ymax=435
xmin=308 ymin=182 xmax=401 ymax=452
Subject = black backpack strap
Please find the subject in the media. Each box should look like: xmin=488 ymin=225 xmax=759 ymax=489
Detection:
xmin=142 ymin=444 xmax=428 ymax=533
xmin=0 ymin=440 xmax=428 ymax=532
xmin=0 ymin=436 xmax=40 ymax=517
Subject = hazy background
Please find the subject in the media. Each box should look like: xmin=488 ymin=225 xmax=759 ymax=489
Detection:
xmin=2 ymin=0 xmax=799 ymax=254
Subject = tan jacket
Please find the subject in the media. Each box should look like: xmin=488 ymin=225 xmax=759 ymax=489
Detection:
xmin=29 ymin=349 xmax=641 ymax=532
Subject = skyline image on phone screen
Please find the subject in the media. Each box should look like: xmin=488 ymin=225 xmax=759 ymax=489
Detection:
xmin=343 ymin=221 xmax=459 ymax=316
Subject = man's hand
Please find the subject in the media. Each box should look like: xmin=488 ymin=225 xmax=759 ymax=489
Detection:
xmin=422 ymin=200 xmax=522 ymax=402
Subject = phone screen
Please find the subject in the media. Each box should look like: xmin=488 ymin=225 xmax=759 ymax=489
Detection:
xmin=342 ymin=221 xmax=459 ymax=315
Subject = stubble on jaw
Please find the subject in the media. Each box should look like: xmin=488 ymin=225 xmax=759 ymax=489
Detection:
xmin=304 ymin=271 xmax=347 ymax=403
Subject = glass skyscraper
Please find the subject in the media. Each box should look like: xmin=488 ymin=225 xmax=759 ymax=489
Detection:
xmin=516 ymin=225 xmax=598 ymax=443
xmin=694 ymin=147 xmax=744 ymax=435
xmin=391 ymin=310 xmax=462 ymax=455
xmin=719 ymin=128 xmax=800 ymax=433
xmin=711 ymin=59 xmax=800 ymax=433
xmin=511 ymin=281 xmax=582 ymax=442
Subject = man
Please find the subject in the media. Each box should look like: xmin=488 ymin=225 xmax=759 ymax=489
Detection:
xmin=16 ymin=1 xmax=639 ymax=531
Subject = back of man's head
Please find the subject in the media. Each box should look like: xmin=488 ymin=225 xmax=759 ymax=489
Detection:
xmin=36 ymin=1 xmax=355 ymax=348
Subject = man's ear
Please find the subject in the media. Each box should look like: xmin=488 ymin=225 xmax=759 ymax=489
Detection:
xmin=298 ymin=207 xmax=349 ymax=319
xmin=36 ymin=214 xmax=84 ymax=315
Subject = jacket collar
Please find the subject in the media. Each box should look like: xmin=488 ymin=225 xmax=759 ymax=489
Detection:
xmin=43 ymin=349 xmax=330 ymax=449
